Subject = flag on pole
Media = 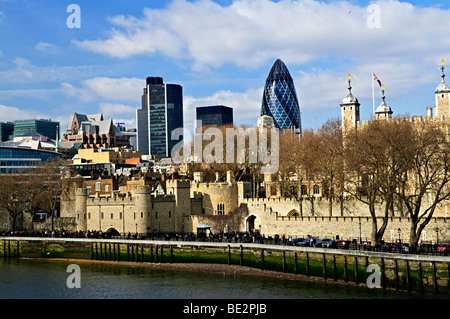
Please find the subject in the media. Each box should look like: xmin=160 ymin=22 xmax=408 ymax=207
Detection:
xmin=373 ymin=73 xmax=382 ymax=87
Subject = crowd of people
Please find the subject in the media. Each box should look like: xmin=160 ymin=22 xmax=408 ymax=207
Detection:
xmin=1 ymin=229 xmax=447 ymax=255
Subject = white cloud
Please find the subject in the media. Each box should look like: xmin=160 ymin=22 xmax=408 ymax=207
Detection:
xmin=60 ymin=77 xmax=143 ymax=103
xmin=0 ymin=104 xmax=44 ymax=122
xmin=0 ymin=57 xmax=105 ymax=85
xmin=60 ymin=82 xmax=96 ymax=102
xmin=74 ymin=0 xmax=450 ymax=72
xmin=83 ymin=77 xmax=142 ymax=101
xmin=35 ymin=42 xmax=60 ymax=54
xmin=99 ymin=102 xmax=137 ymax=127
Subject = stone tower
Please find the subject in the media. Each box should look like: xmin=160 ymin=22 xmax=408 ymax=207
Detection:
xmin=134 ymin=186 xmax=152 ymax=235
xmin=340 ymin=74 xmax=360 ymax=133
xmin=375 ymin=86 xmax=393 ymax=121
xmin=74 ymin=188 xmax=89 ymax=231
xmin=166 ymin=179 xmax=191 ymax=233
xmin=435 ymin=60 xmax=450 ymax=121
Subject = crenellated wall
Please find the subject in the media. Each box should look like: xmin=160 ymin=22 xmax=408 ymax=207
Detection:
xmin=59 ymin=179 xmax=450 ymax=243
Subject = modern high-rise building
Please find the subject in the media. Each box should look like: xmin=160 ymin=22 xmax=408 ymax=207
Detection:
xmin=261 ymin=59 xmax=301 ymax=131
xmin=136 ymin=77 xmax=183 ymax=159
xmin=0 ymin=122 xmax=14 ymax=142
xmin=196 ymin=105 xmax=233 ymax=128
xmin=13 ymin=119 xmax=60 ymax=140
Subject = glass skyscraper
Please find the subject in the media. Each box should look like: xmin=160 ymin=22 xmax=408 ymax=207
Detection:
xmin=136 ymin=77 xmax=183 ymax=158
xmin=196 ymin=105 xmax=233 ymax=128
xmin=13 ymin=119 xmax=60 ymax=140
xmin=261 ymin=59 xmax=301 ymax=131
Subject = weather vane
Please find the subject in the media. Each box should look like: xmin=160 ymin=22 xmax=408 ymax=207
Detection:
xmin=347 ymin=73 xmax=352 ymax=88
xmin=440 ymin=59 xmax=447 ymax=73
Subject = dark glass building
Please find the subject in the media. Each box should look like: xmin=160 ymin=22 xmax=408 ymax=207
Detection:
xmin=0 ymin=146 xmax=62 ymax=173
xmin=196 ymin=105 xmax=233 ymax=128
xmin=13 ymin=119 xmax=60 ymax=140
xmin=261 ymin=59 xmax=301 ymax=131
xmin=136 ymin=77 xmax=183 ymax=158
xmin=0 ymin=122 xmax=14 ymax=142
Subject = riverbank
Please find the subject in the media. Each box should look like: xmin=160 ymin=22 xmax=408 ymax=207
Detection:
xmin=26 ymin=257 xmax=364 ymax=288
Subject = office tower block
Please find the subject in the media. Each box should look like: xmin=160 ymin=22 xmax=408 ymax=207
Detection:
xmin=261 ymin=59 xmax=301 ymax=131
xmin=196 ymin=105 xmax=233 ymax=128
xmin=136 ymin=77 xmax=183 ymax=158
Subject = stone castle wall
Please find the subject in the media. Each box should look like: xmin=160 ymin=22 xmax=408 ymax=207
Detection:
xmin=58 ymin=180 xmax=450 ymax=243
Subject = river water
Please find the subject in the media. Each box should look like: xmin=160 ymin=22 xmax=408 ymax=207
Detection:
xmin=0 ymin=258 xmax=439 ymax=299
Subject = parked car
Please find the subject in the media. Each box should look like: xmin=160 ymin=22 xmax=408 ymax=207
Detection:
xmin=437 ymin=244 xmax=450 ymax=253
xmin=291 ymin=238 xmax=305 ymax=246
xmin=312 ymin=238 xmax=324 ymax=247
xmin=293 ymin=238 xmax=310 ymax=246
xmin=321 ymin=239 xmax=338 ymax=248
xmin=337 ymin=240 xmax=350 ymax=249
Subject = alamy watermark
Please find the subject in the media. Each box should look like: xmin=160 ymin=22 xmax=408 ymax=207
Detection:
xmin=366 ymin=264 xmax=382 ymax=289
xmin=66 ymin=264 xmax=81 ymax=288
xmin=366 ymin=4 xmax=381 ymax=29
xmin=66 ymin=4 xmax=81 ymax=29
xmin=171 ymin=121 xmax=280 ymax=175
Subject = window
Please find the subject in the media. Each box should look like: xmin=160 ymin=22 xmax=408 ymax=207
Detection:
xmin=95 ymin=182 xmax=101 ymax=192
xmin=105 ymin=185 xmax=109 ymax=192
xmin=111 ymin=213 xmax=113 ymax=219
xmin=141 ymin=212 xmax=143 ymax=218
xmin=301 ymin=185 xmax=308 ymax=196
xmin=313 ymin=184 xmax=320 ymax=195
xmin=270 ymin=186 xmax=277 ymax=196
xmin=169 ymin=211 xmax=171 ymax=218
xmin=217 ymin=203 xmax=225 ymax=215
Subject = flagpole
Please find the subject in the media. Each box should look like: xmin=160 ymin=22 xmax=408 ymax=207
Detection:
xmin=372 ymin=72 xmax=375 ymax=115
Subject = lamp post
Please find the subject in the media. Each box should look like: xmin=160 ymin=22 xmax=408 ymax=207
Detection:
xmin=227 ymin=223 xmax=230 ymax=242
xmin=398 ymin=228 xmax=401 ymax=254
xmin=359 ymin=222 xmax=362 ymax=244
xmin=435 ymin=227 xmax=439 ymax=246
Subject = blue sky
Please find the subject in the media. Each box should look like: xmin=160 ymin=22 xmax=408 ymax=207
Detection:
xmin=1 ymin=0 xmax=450 ymax=135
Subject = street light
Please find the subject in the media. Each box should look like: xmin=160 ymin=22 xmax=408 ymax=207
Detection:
xmin=435 ymin=227 xmax=440 ymax=245
xmin=359 ymin=222 xmax=362 ymax=244
xmin=398 ymin=228 xmax=401 ymax=254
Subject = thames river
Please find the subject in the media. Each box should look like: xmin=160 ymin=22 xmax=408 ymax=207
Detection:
xmin=0 ymin=258 xmax=437 ymax=300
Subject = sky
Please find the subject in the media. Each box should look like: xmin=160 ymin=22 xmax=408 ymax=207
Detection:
xmin=1 ymin=0 xmax=450 ymax=136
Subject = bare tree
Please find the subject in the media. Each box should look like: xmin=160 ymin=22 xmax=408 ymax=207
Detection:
xmin=0 ymin=174 xmax=32 ymax=231
xmin=315 ymin=119 xmax=344 ymax=216
xmin=344 ymin=119 xmax=411 ymax=245
xmin=35 ymin=159 xmax=66 ymax=231
xmin=394 ymin=120 xmax=450 ymax=247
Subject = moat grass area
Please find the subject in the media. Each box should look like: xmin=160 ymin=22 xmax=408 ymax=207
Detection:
xmin=2 ymin=240 xmax=449 ymax=295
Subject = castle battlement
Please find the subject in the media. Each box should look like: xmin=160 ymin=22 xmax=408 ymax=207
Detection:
xmin=166 ymin=179 xmax=191 ymax=188
xmin=87 ymin=194 xmax=135 ymax=205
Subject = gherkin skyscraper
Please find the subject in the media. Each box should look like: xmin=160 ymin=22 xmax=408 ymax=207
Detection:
xmin=261 ymin=59 xmax=301 ymax=131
